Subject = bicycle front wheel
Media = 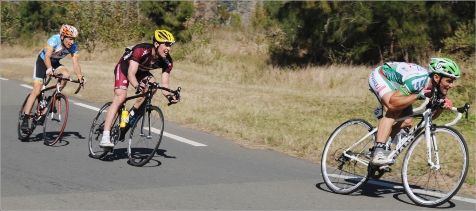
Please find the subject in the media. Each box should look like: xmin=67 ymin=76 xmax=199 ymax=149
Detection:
xmin=43 ymin=94 xmax=69 ymax=146
xmin=321 ymin=119 xmax=375 ymax=194
xmin=128 ymin=105 xmax=164 ymax=167
xmin=402 ymin=126 xmax=468 ymax=207
xmin=88 ymin=102 xmax=112 ymax=159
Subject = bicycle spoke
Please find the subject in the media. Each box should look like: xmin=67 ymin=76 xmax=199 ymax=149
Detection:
xmin=43 ymin=94 xmax=69 ymax=146
xmin=321 ymin=119 xmax=374 ymax=194
xmin=402 ymin=126 xmax=468 ymax=207
xmin=128 ymin=106 xmax=164 ymax=167
xmin=88 ymin=102 xmax=111 ymax=159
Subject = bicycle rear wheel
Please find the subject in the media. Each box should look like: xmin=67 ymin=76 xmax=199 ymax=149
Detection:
xmin=321 ymin=119 xmax=374 ymax=194
xmin=43 ymin=94 xmax=69 ymax=146
xmin=128 ymin=105 xmax=164 ymax=167
xmin=402 ymin=126 xmax=468 ymax=207
xmin=88 ymin=102 xmax=111 ymax=159
xmin=17 ymin=94 xmax=37 ymax=141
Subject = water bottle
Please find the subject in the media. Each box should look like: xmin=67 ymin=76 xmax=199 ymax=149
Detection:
xmin=120 ymin=108 xmax=129 ymax=128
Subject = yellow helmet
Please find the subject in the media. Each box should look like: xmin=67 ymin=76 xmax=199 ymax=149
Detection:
xmin=153 ymin=29 xmax=175 ymax=44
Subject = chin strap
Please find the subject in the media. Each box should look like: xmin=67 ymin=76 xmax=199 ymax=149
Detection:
xmin=434 ymin=75 xmax=446 ymax=99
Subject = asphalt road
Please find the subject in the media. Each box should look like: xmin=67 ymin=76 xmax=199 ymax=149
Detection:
xmin=1 ymin=78 xmax=475 ymax=210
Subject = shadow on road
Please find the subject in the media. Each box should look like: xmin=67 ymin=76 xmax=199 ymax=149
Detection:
xmin=315 ymin=181 xmax=457 ymax=208
xmin=96 ymin=148 xmax=176 ymax=167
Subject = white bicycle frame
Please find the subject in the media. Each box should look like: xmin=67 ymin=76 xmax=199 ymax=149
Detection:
xmin=343 ymin=98 xmax=467 ymax=169
xmin=414 ymin=98 xmax=466 ymax=127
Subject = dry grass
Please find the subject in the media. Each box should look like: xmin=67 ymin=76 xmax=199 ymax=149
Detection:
xmin=1 ymin=27 xmax=474 ymax=196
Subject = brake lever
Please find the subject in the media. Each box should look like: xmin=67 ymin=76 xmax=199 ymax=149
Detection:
xmin=167 ymin=87 xmax=181 ymax=106
xmin=464 ymin=103 xmax=470 ymax=122
xmin=45 ymin=76 xmax=52 ymax=86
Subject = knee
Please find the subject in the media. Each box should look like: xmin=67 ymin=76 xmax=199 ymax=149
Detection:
xmin=58 ymin=68 xmax=70 ymax=78
xmin=31 ymin=87 xmax=41 ymax=96
xmin=402 ymin=119 xmax=414 ymax=128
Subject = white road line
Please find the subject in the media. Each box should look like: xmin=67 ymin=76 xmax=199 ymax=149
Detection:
xmin=326 ymin=174 xmax=476 ymax=204
xmin=21 ymin=84 xmax=33 ymax=89
xmin=163 ymin=132 xmax=207 ymax=146
xmin=17 ymin=84 xmax=204 ymax=147
xmin=73 ymin=102 xmax=206 ymax=147
xmin=74 ymin=103 xmax=100 ymax=112
xmin=1 ymin=77 xmax=8 ymax=80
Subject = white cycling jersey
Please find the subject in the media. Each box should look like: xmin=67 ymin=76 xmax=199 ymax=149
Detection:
xmin=369 ymin=62 xmax=430 ymax=101
xmin=38 ymin=34 xmax=78 ymax=64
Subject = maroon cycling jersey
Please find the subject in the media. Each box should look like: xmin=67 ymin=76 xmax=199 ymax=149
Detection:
xmin=119 ymin=43 xmax=173 ymax=76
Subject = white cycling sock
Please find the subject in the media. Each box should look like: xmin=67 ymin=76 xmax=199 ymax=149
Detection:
xmin=103 ymin=131 xmax=110 ymax=138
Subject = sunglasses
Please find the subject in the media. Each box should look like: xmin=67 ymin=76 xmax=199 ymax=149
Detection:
xmin=162 ymin=42 xmax=174 ymax=47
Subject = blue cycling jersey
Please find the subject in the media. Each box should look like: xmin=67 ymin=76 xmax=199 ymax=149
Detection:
xmin=38 ymin=34 xmax=79 ymax=63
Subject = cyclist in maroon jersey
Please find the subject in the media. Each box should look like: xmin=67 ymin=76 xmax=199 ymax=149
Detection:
xmin=100 ymin=29 xmax=179 ymax=147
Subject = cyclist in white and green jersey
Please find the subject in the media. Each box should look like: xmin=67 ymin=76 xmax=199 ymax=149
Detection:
xmin=368 ymin=58 xmax=461 ymax=166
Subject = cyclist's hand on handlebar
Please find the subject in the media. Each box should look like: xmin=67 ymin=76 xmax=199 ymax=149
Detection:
xmin=135 ymin=85 xmax=144 ymax=94
xmin=46 ymin=67 xmax=54 ymax=76
xmin=417 ymin=89 xmax=432 ymax=100
xmin=78 ymin=75 xmax=86 ymax=86
xmin=167 ymin=95 xmax=179 ymax=105
xmin=440 ymin=98 xmax=453 ymax=110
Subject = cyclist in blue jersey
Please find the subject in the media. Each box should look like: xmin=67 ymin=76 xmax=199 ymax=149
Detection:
xmin=368 ymin=58 xmax=460 ymax=166
xmin=21 ymin=24 xmax=86 ymax=132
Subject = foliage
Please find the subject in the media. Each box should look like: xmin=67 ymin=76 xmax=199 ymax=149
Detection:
xmin=256 ymin=1 xmax=475 ymax=67
xmin=60 ymin=1 xmax=146 ymax=53
xmin=1 ymin=2 xmax=22 ymax=44
xmin=2 ymin=1 xmax=475 ymax=68
xmin=442 ymin=21 xmax=476 ymax=65
xmin=140 ymin=1 xmax=194 ymax=42
xmin=1 ymin=1 xmax=193 ymax=51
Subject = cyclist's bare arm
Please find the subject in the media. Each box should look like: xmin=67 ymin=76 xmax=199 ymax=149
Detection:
xmin=160 ymin=71 xmax=178 ymax=102
xmin=127 ymin=60 xmax=141 ymax=89
xmin=386 ymin=91 xmax=418 ymax=111
xmin=71 ymin=55 xmax=83 ymax=82
xmin=44 ymin=48 xmax=54 ymax=76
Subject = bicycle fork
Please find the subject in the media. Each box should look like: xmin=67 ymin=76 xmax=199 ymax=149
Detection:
xmin=139 ymin=111 xmax=153 ymax=139
xmin=426 ymin=123 xmax=441 ymax=170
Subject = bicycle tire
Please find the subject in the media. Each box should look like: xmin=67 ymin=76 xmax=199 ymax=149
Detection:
xmin=128 ymin=105 xmax=164 ymax=167
xmin=43 ymin=94 xmax=69 ymax=146
xmin=321 ymin=119 xmax=374 ymax=194
xmin=17 ymin=94 xmax=37 ymax=141
xmin=88 ymin=102 xmax=111 ymax=159
xmin=402 ymin=126 xmax=468 ymax=207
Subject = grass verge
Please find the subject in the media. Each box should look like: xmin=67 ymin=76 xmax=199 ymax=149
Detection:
xmin=1 ymin=27 xmax=474 ymax=196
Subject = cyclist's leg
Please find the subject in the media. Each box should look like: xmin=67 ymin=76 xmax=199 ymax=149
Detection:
xmin=120 ymin=73 xmax=156 ymax=140
xmin=22 ymin=57 xmax=48 ymax=130
xmin=369 ymin=69 xmax=402 ymax=165
xmin=23 ymin=81 xmax=43 ymax=116
xmin=54 ymin=64 xmax=69 ymax=89
xmin=389 ymin=106 xmax=413 ymax=139
xmin=132 ymin=72 xmax=156 ymax=109
xmin=100 ymin=66 xmax=128 ymax=147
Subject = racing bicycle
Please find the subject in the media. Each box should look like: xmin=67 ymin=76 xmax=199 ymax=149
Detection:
xmin=321 ymin=87 xmax=470 ymax=207
xmin=18 ymin=74 xmax=83 ymax=146
xmin=88 ymin=77 xmax=181 ymax=167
